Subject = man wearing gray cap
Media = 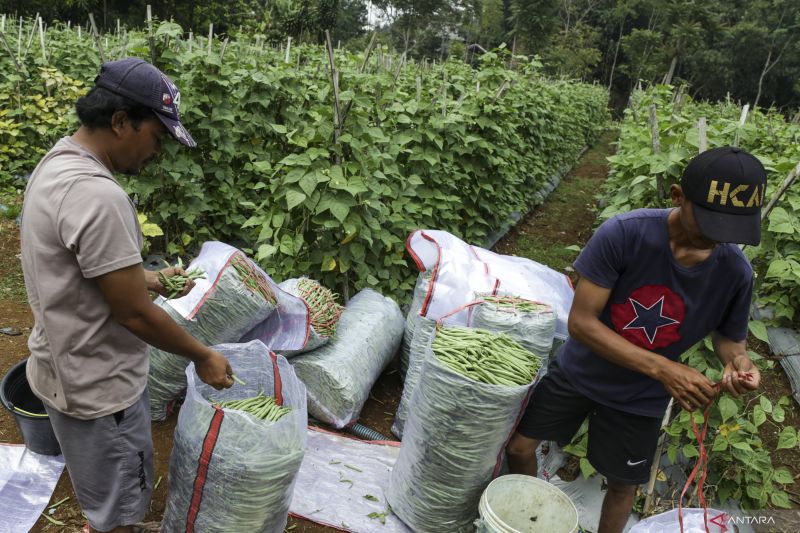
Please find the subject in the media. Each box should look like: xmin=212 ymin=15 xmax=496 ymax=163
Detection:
xmin=20 ymin=58 xmax=233 ymax=533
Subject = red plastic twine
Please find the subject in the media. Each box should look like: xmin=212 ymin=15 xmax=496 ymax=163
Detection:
xmin=678 ymin=372 xmax=753 ymax=533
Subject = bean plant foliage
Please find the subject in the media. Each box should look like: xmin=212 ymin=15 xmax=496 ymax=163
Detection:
xmin=0 ymin=19 xmax=607 ymax=300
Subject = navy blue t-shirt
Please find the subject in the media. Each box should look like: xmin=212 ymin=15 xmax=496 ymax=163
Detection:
xmin=558 ymin=209 xmax=754 ymax=417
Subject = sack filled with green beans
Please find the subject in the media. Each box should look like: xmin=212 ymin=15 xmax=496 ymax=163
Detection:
xmin=399 ymin=272 xmax=432 ymax=377
xmin=289 ymin=289 xmax=404 ymax=428
xmin=387 ymin=326 xmax=539 ymax=533
xmin=278 ymin=277 xmax=344 ymax=357
xmin=148 ymin=251 xmax=279 ymax=421
xmin=471 ymin=294 xmax=557 ymax=362
xmin=392 ymin=314 xmax=437 ymax=439
xmin=162 ymin=340 xmax=307 ymax=533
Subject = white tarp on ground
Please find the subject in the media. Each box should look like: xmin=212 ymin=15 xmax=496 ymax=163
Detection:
xmin=289 ymin=428 xmax=411 ymax=533
xmin=0 ymin=444 xmax=64 ymax=533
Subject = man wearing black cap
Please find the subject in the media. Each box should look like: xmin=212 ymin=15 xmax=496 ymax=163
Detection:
xmin=506 ymin=147 xmax=765 ymax=533
xmin=20 ymin=58 xmax=232 ymax=533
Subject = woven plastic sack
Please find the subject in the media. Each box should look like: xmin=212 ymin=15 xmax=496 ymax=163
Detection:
xmin=387 ymin=328 xmax=535 ymax=533
xmin=391 ymin=314 xmax=436 ymax=439
xmin=161 ymin=340 xmax=307 ymax=533
xmin=406 ymin=229 xmax=573 ymax=339
xmin=278 ymin=278 xmax=344 ymax=357
xmin=148 ymin=241 xmax=308 ymax=421
xmin=289 ymin=289 xmax=404 ymax=428
xmin=399 ymin=272 xmax=432 ymax=377
xmin=470 ymin=294 xmax=557 ymax=360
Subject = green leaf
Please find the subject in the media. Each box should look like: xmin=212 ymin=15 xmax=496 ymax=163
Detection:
xmin=286 ymin=190 xmax=307 ymax=210
xmin=773 ymin=468 xmax=794 ymax=485
xmin=279 ymin=234 xmax=295 ymax=257
xmin=682 ymin=443 xmax=699 ymax=458
xmin=718 ymin=396 xmax=738 ymax=422
xmin=759 ymin=396 xmax=773 ymax=414
xmin=772 ymin=404 xmax=785 ymax=423
xmin=732 ymin=441 xmax=752 ymax=452
xmin=748 ymin=320 xmax=769 ymax=343
xmin=321 ymin=256 xmax=337 ymax=272
xmin=256 ymin=244 xmax=276 ymax=260
xmin=777 ymin=427 xmax=798 ymax=450
xmin=330 ymin=200 xmax=350 ymax=224
xmin=299 ymin=172 xmax=319 ymax=196
xmin=752 ymin=406 xmax=766 ymax=427
xmin=767 ymin=207 xmax=795 ymax=234
xmin=770 ymin=490 xmax=792 ymax=508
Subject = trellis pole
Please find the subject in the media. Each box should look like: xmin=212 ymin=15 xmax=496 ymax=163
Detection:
xmin=648 ymin=104 xmax=665 ymax=200
xmin=88 ymin=13 xmax=106 ymax=62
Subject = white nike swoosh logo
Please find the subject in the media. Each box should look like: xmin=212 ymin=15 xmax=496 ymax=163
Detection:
xmin=627 ymin=459 xmax=647 ymax=466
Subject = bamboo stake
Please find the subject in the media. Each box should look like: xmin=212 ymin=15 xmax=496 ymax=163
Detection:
xmin=0 ymin=28 xmax=23 ymax=74
xmin=339 ymin=32 xmax=377 ymax=128
xmin=188 ymin=31 xmax=192 ymax=53
xmin=762 ymin=162 xmax=800 ymax=222
xmin=416 ymin=75 xmax=421 ymax=102
xmin=324 ymin=30 xmax=342 ymax=142
xmin=207 ymin=23 xmax=213 ymax=57
xmin=16 ymin=16 xmax=21 ymax=60
xmin=77 ymin=25 xmax=81 ymax=40
xmin=37 ymin=15 xmax=46 ymax=63
xmin=219 ymin=37 xmax=229 ymax=61
xmin=648 ymin=104 xmax=665 ymax=199
xmin=24 ymin=13 xmax=38 ymax=59
xmin=697 ymin=117 xmax=708 ymax=153
xmin=88 ymin=13 xmax=106 ymax=62
xmin=733 ymin=104 xmax=750 ymax=147
xmin=146 ymin=5 xmax=156 ymax=65
xmin=284 ymin=36 xmax=291 ymax=64
xmin=1 ymin=14 xmax=5 ymax=33
xmin=643 ymin=399 xmax=674 ymax=515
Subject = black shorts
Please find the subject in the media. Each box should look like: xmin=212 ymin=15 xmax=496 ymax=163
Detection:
xmin=517 ymin=358 xmax=663 ymax=485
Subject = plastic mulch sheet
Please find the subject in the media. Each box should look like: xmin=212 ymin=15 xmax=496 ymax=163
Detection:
xmin=161 ymin=341 xmax=307 ymax=533
xmin=289 ymin=289 xmax=404 ymax=428
xmin=0 ymin=444 xmax=64 ymax=533
xmin=289 ymin=428 xmax=411 ymax=533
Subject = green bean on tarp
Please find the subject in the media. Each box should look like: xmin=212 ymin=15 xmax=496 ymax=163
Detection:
xmin=278 ymin=278 xmax=343 ymax=357
xmin=387 ymin=326 xmax=538 ymax=533
xmin=289 ymin=289 xmax=404 ymax=428
xmin=161 ymin=341 xmax=306 ymax=533
xmin=148 ymin=252 xmax=278 ymax=421
xmin=470 ymin=294 xmax=556 ymax=360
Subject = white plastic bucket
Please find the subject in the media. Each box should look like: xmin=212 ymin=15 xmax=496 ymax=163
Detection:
xmin=476 ymin=475 xmax=579 ymax=533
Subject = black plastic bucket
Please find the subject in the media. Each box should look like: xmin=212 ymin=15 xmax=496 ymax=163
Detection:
xmin=0 ymin=358 xmax=61 ymax=455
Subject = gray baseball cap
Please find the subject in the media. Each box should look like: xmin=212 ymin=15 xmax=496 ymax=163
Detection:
xmin=94 ymin=57 xmax=196 ymax=148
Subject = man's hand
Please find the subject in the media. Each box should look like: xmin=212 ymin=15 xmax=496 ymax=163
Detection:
xmin=657 ymin=359 xmax=716 ymax=412
xmin=195 ymin=349 xmax=234 ymax=390
xmin=721 ymin=355 xmax=760 ymax=397
xmin=145 ymin=267 xmax=196 ymax=298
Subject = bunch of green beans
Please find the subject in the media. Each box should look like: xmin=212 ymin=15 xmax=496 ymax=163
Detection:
xmin=480 ymin=295 xmax=550 ymax=313
xmin=296 ymin=278 xmax=343 ymax=338
xmin=432 ymin=327 xmax=539 ymax=386
xmin=214 ymin=393 xmax=291 ymax=422
xmin=159 ymin=268 xmax=207 ymax=299
xmin=231 ymin=254 xmax=277 ymax=305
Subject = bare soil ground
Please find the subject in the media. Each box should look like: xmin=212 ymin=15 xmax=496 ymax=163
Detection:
xmin=2 ymin=130 xmax=797 ymax=533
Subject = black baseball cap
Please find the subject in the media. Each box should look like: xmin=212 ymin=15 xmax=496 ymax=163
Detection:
xmin=94 ymin=57 xmax=196 ymax=148
xmin=680 ymin=146 xmax=767 ymax=245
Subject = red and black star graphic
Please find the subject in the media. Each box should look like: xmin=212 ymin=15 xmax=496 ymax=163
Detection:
xmin=610 ymin=285 xmax=684 ymax=349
